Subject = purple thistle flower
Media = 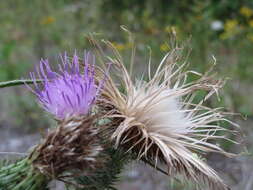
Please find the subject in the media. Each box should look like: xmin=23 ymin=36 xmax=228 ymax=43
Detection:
xmin=29 ymin=52 xmax=101 ymax=119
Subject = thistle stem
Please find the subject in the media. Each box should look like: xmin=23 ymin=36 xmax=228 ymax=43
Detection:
xmin=0 ymin=79 xmax=43 ymax=88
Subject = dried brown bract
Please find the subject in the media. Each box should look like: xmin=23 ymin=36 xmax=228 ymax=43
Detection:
xmin=32 ymin=116 xmax=103 ymax=181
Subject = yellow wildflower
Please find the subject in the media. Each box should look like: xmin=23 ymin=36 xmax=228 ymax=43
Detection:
xmin=220 ymin=20 xmax=242 ymax=40
xmin=164 ymin=25 xmax=179 ymax=34
xmin=126 ymin=42 xmax=133 ymax=48
xmin=40 ymin=16 xmax=55 ymax=25
xmin=240 ymin=6 xmax=253 ymax=18
xmin=160 ymin=42 xmax=170 ymax=52
xmin=164 ymin=25 xmax=171 ymax=33
xmin=220 ymin=19 xmax=242 ymax=40
xmin=111 ymin=42 xmax=125 ymax=51
xmin=249 ymin=19 xmax=253 ymax=27
xmin=224 ymin=19 xmax=238 ymax=31
xmin=219 ymin=33 xmax=229 ymax=40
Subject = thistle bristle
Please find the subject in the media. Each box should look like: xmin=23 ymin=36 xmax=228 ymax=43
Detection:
xmin=98 ymin=41 xmax=237 ymax=190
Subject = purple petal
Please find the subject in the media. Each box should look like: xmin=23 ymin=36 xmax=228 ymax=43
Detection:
xmin=27 ymin=51 xmax=104 ymax=119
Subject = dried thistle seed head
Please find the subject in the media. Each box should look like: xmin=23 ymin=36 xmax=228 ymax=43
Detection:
xmin=27 ymin=51 xmax=102 ymax=120
xmin=32 ymin=116 xmax=103 ymax=179
xmin=98 ymin=42 xmax=238 ymax=190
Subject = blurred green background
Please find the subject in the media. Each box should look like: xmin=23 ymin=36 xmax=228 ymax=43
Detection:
xmin=0 ymin=0 xmax=253 ymax=189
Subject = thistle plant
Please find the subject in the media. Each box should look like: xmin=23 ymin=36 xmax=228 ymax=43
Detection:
xmin=0 ymin=52 xmax=107 ymax=189
xmin=0 ymin=35 xmax=239 ymax=190
xmin=30 ymin=52 xmax=105 ymax=181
